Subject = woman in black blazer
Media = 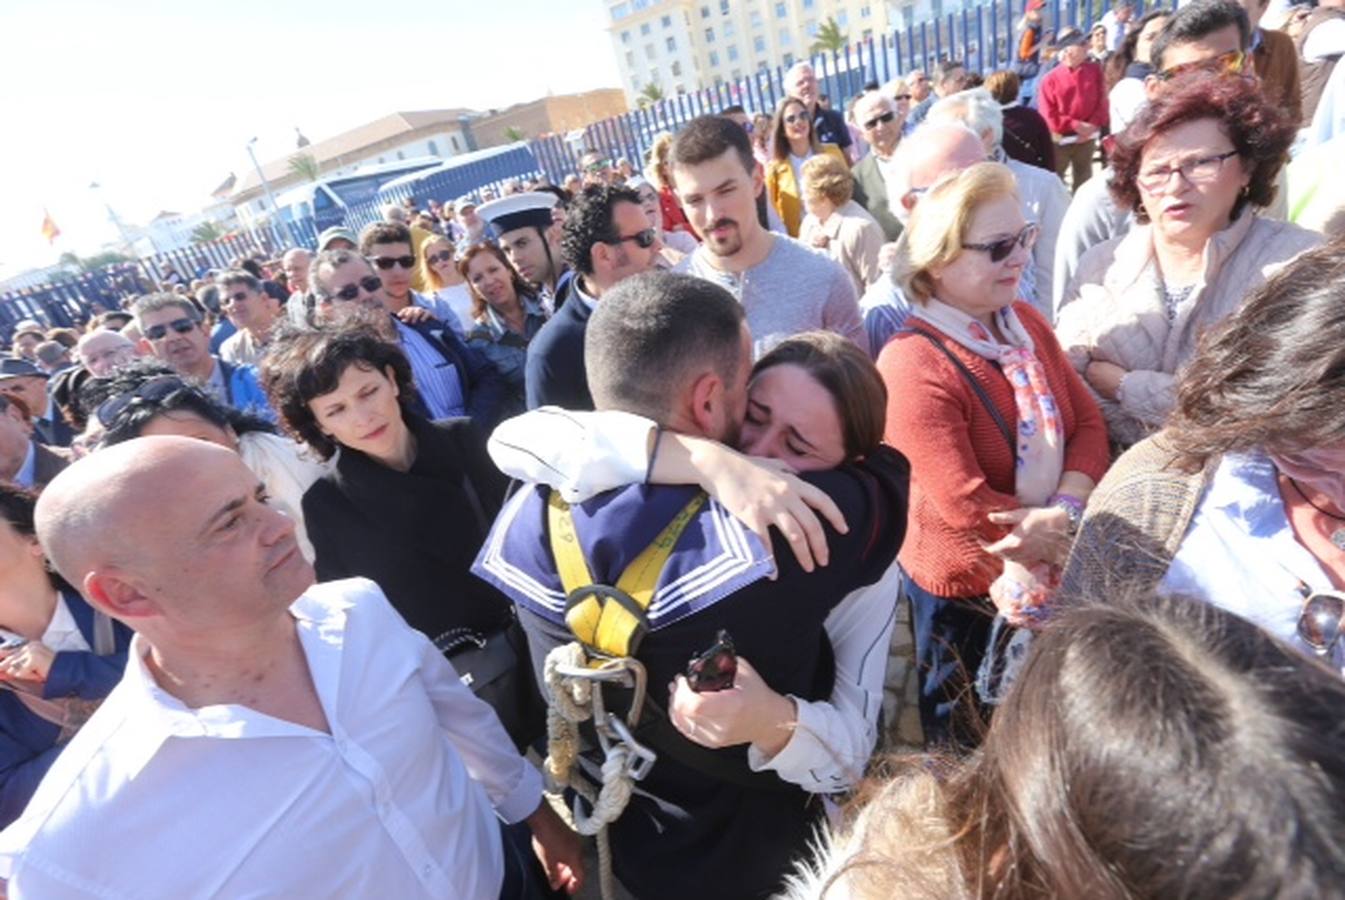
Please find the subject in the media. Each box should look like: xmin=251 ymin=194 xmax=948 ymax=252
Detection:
xmin=261 ymin=320 xmax=539 ymax=746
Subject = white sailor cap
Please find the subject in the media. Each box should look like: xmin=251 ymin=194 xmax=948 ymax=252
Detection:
xmin=476 ymin=191 xmax=558 ymax=234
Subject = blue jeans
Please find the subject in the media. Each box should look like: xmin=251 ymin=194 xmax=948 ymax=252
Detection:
xmin=902 ymin=569 xmax=995 ymax=751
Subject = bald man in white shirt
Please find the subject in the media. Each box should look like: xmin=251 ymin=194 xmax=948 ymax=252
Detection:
xmin=0 ymin=437 xmax=582 ymax=899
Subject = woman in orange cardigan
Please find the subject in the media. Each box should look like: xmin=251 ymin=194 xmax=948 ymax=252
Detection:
xmin=876 ymin=163 xmax=1109 ymax=748
xmin=764 ymin=96 xmax=849 ymax=237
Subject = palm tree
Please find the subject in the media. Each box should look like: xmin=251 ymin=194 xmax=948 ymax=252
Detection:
xmin=810 ymin=16 xmax=849 ymax=56
xmin=637 ymin=82 xmax=666 ymax=108
xmin=287 ymin=152 xmax=321 ymax=182
xmin=191 ymin=221 xmax=226 ymax=244
xmin=503 ymin=126 xmax=527 ymax=142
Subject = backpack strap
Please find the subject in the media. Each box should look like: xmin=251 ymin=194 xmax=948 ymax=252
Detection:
xmin=901 ymin=326 xmax=1016 ymax=456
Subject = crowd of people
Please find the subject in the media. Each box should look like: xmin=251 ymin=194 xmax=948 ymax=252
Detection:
xmin=0 ymin=0 xmax=1343 ymax=896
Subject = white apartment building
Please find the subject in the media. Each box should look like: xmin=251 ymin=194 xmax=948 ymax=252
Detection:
xmin=607 ymin=0 xmax=984 ymax=104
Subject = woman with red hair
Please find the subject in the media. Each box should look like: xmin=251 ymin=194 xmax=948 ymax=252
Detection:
xmin=1056 ymin=74 xmax=1320 ymax=449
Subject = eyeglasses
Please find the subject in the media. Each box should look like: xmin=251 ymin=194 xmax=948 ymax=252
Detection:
xmin=609 ymin=228 xmax=658 ymax=249
xmin=95 ymin=375 xmax=190 ymax=428
xmin=862 ymin=110 xmax=897 ymax=130
xmin=368 ymin=255 xmax=416 ymax=270
xmin=1156 ymin=48 xmax=1247 ymax=82
xmin=425 ymin=249 xmax=455 ymax=265
xmin=143 ymin=318 xmax=198 ymax=340
xmin=1298 ymin=591 xmax=1345 ymax=658
xmin=1136 ymin=149 xmax=1239 ymax=193
xmin=962 ymin=223 xmax=1040 ymax=263
xmin=327 ymin=275 xmax=384 ymax=303
xmin=783 ymin=112 xmax=809 ymax=126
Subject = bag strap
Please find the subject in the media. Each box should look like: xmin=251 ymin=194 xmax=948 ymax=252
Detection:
xmin=548 ymin=490 xmax=706 ymax=660
xmin=902 ymin=326 xmax=1016 ymax=455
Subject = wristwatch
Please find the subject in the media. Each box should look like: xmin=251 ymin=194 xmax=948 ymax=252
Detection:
xmin=1050 ymin=494 xmax=1084 ymax=536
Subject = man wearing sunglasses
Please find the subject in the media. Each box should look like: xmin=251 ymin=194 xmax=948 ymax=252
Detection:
xmin=131 ymin=294 xmax=273 ymax=421
xmin=308 ymin=249 xmax=506 ymax=430
xmin=524 ymin=184 xmax=659 ymax=412
xmin=1053 ymin=0 xmax=1268 ymax=315
xmin=358 ymin=221 xmax=463 ymax=328
xmin=850 ymin=90 xmax=908 ymax=241
xmin=216 ymin=270 xmax=281 ymax=368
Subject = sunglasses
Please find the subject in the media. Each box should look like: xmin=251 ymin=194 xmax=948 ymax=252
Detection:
xmin=143 ymin=318 xmax=197 ymax=340
xmin=328 ymin=275 xmax=384 ymax=303
xmin=862 ymin=111 xmax=897 ymax=130
xmin=1298 ymin=591 xmax=1345 ymax=658
xmin=609 ymin=228 xmax=657 ymax=249
xmin=962 ymin=223 xmax=1040 ymax=263
xmin=1156 ymin=48 xmax=1247 ymax=82
xmin=368 ymin=255 xmax=416 ymax=270
xmin=894 ymin=93 xmax=912 ymax=101
xmin=96 ymin=375 xmax=190 ymax=428
xmin=425 ymin=249 xmax=456 ymax=265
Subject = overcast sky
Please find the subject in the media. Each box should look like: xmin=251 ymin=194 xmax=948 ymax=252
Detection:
xmin=0 ymin=0 xmax=623 ymax=278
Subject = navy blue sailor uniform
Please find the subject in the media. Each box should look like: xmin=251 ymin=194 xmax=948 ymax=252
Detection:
xmin=472 ymin=452 xmax=909 ymax=900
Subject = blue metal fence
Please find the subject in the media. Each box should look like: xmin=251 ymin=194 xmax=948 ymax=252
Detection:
xmin=3 ymin=0 xmax=1149 ymax=333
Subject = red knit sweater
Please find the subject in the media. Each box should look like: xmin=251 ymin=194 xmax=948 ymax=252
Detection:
xmin=877 ymin=303 xmax=1111 ymax=598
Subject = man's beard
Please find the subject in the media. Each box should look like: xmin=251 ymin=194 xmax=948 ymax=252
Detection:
xmin=705 ymin=218 xmax=743 ymax=257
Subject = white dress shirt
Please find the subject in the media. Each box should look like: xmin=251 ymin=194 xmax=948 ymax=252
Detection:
xmin=0 ymin=578 xmax=543 ymax=899
xmin=487 ymin=409 xmax=898 ymax=791
xmin=39 ymin=591 xmax=91 ymax=653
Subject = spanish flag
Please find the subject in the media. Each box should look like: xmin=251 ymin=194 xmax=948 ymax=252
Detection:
xmin=40 ymin=210 xmax=60 ymax=245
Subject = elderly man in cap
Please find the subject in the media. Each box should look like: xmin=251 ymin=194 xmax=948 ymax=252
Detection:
xmin=477 ymin=192 xmax=573 ymax=312
xmin=0 ymin=437 xmax=583 ymax=898
xmin=0 ymin=358 xmax=74 ymax=447
xmin=284 ymin=229 xmax=359 ymax=325
xmin=1036 ymin=26 xmax=1108 ymax=190
xmin=455 ymin=197 xmax=490 ymax=249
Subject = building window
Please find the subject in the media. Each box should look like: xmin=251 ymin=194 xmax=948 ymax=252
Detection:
xmin=750 ymin=10 xmax=763 ymax=27
xmin=723 ymin=20 xmax=734 ymax=37
xmin=645 ymin=43 xmax=656 ymax=59
xmin=428 ymin=140 xmax=439 ymax=155
xmin=753 ymin=34 xmax=766 ymax=52
xmin=783 ymin=51 xmax=794 ymax=66
xmin=728 ymin=43 xmax=740 ymax=60
xmin=860 ymin=4 xmax=871 ymax=17
xmin=705 ymin=26 xmax=715 ymax=42
xmin=611 ymin=2 xmax=630 ymax=20
xmin=626 ymin=50 xmax=636 ymax=66
xmin=836 ymin=10 xmax=848 ymax=25
xmin=672 ymin=60 xmax=682 ymax=76
xmin=806 ymin=18 xmax=818 ymax=35
xmin=775 ymin=2 xmax=787 ymax=18
xmin=701 ymin=4 xmax=710 ymax=16
xmin=714 ymin=74 xmax=724 ymax=86
xmin=451 ymin=134 xmax=460 ymax=151
xmin=803 ymin=0 xmax=814 ymax=7
xmin=632 ymin=0 xmax=650 ymax=9
xmin=720 ymin=0 xmax=730 ymax=12
xmin=661 ymin=13 xmax=671 ymax=26
xmin=621 ymin=30 xmax=631 ymax=43
xmin=640 ymin=22 xmax=651 ymax=35
xmin=779 ymin=28 xmax=791 ymax=45
xmin=732 ymin=67 xmax=742 ymax=79
xmin=708 ymin=49 xmax=719 ymax=65
xmin=666 ymin=36 xmax=677 ymax=50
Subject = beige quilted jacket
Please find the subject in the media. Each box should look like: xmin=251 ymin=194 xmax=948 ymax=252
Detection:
xmin=1055 ymin=210 xmax=1320 ymax=446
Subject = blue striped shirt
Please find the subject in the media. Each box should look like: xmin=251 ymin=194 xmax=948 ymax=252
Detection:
xmin=394 ymin=320 xmax=466 ymax=419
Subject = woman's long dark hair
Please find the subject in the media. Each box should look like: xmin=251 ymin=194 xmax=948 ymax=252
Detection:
xmin=1168 ymin=240 xmax=1345 ymax=471
xmin=771 ymin=96 xmax=820 ymax=162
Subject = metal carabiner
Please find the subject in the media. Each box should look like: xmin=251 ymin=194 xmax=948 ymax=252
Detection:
xmin=605 ymin=714 xmax=657 ymax=781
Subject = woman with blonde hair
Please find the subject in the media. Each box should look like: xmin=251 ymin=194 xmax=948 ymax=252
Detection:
xmin=418 ymin=233 xmax=473 ymax=335
xmin=878 ymin=161 xmax=1109 ymax=747
xmin=644 ymin=131 xmax=694 ymax=236
xmin=799 ymin=154 xmax=887 ymax=293
xmin=765 ymin=96 xmax=852 ymax=237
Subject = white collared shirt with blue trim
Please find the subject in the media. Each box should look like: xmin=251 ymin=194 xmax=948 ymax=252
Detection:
xmin=1159 ymin=451 xmax=1345 ymax=671
xmin=0 ymin=578 xmax=542 ymax=898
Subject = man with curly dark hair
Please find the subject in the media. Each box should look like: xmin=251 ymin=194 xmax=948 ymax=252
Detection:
xmin=523 ymin=184 xmax=659 ymax=411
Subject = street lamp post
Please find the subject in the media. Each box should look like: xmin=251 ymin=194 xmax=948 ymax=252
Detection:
xmin=245 ymin=137 xmax=298 ymax=248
